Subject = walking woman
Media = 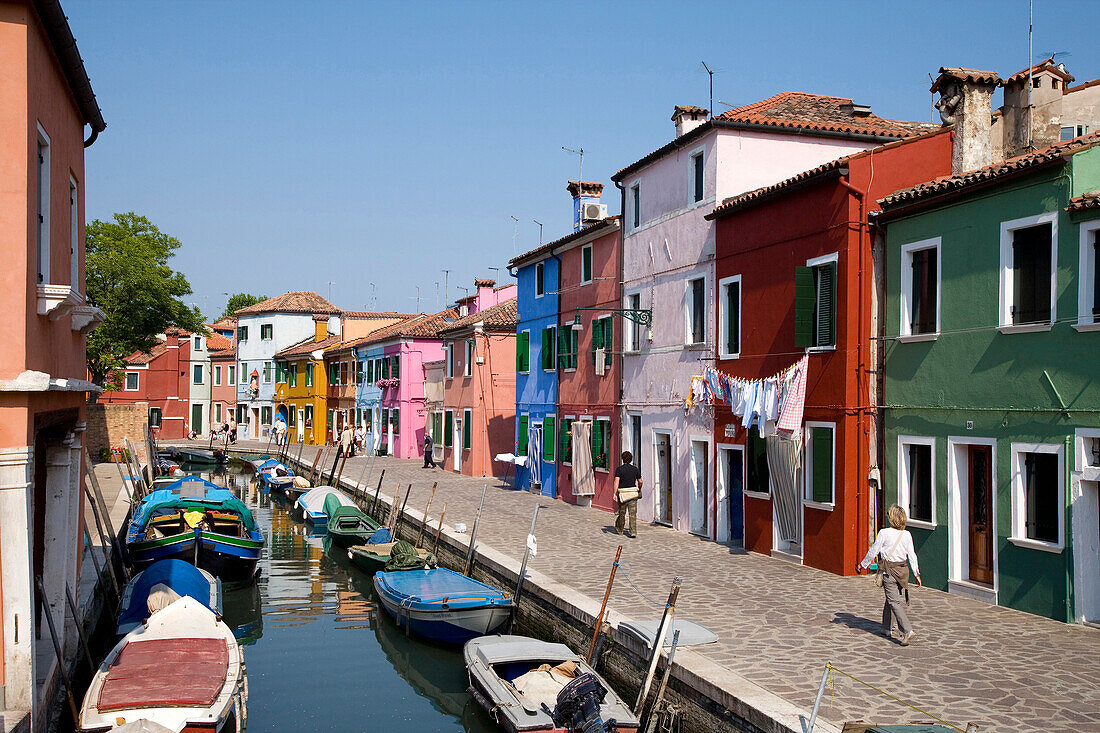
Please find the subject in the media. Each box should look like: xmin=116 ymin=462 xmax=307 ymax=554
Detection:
xmin=857 ymin=505 xmax=922 ymax=646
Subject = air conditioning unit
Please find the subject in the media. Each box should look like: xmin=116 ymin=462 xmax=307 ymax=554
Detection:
xmin=581 ymin=202 xmax=607 ymax=222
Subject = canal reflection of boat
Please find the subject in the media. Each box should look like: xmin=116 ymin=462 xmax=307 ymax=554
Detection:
xmin=464 ymin=635 xmax=640 ymax=733
xmin=78 ymin=596 xmax=246 ymax=733
xmin=117 ymin=559 xmax=222 ymax=636
xmin=222 ymin=579 xmax=264 ymax=645
xmin=373 ymin=568 xmax=514 ymax=644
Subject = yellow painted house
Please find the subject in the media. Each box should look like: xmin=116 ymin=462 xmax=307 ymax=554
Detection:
xmin=273 ymin=316 xmax=337 ymax=445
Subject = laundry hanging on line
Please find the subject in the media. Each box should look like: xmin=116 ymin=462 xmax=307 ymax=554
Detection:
xmin=687 ymin=355 xmax=810 ymax=435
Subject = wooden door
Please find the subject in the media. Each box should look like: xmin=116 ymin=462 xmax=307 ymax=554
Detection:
xmin=967 ymin=445 xmax=994 ymax=584
xmin=656 ymin=433 xmax=672 ymax=524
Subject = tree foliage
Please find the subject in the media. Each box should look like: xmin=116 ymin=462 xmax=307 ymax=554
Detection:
xmin=85 ymin=212 xmax=206 ymax=388
xmin=221 ymin=293 xmax=268 ymax=319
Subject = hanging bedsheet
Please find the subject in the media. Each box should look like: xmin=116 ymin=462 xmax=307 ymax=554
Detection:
xmin=767 ymin=433 xmax=802 ymax=543
xmin=571 ymin=421 xmax=595 ymax=496
xmin=527 ymin=423 xmax=543 ymax=489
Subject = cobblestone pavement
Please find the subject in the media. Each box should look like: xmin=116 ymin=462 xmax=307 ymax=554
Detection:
xmin=226 ymin=441 xmax=1100 ymax=732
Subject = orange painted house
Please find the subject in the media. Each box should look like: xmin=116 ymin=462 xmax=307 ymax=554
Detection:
xmin=438 ymin=281 xmax=517 ymax=478
xmin=0 ymin=0 xmax=106 ymax=727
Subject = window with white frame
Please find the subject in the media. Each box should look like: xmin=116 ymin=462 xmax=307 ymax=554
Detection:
xmin=193 ymin=364 xmax=203 ymax=384
xmin=214 ymin=402 xmax=223 ymax=424
xmin=535 ymin=262 xmax=545 ymax=297
xmin=193 ymin=335 xmax=202 ymax=351
xmin=691 ymin=150 xmax=704 ymax=203
xmin=1011 ymin=442 xmax=1064 ymax=548
xmin=900 ymin=238 xmax=940 ymax=338
xmin=581 ymin=244 xmax=593 ymax=284
xmin=36 ymin=128 xmax=50 ymax=285
xmin=445 ymin=342 xmax=454 ymax=378
xmin=228 ymin=365 xmax=235 ymax=385
xmin=1076 ymin=220 xmax=1100 ymax=326
xmin=686 ymin=277 xmax=706 ymax=345
xmin=898 ymin=436 xmax=935 ymax=526
xmin=718 ymin=275 xmax=741 ymax=358
xmin=69 ymin=178 xmax=78 ymax=289
xmin=795 ymin=253 xmax=837 ymax=348
xmin=125 ymin=372 xmax=139 ymax=391
xmin=999 ymin=212 xmax=1057 ymax=328
xmin=214 ymin=365 xmax=222 ymax=386
xmin=804 ymin=422 xmax=835 ymax=506
xmin=148 ymin=407 xmax=162 ymax=427
xmin=463 ymin=340 xmax=474 ymax=377
xmin=260 ymin=323 xmax=273 ymax=340
xmin=625 ymin=292 xmax=642 ymax=352
xmin=263 ymin=361 xmax=273 ymax=383
xmin=630 ymin=183 xmax=640 ymax=229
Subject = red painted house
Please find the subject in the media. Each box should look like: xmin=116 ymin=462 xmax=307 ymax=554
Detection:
xmin=705 ymin=128 xmax=952 ymax=575
xmin=555 ymin=208 xmax=623 ymax=510
xmin=100 ymin=329 xmax=192 ymax=440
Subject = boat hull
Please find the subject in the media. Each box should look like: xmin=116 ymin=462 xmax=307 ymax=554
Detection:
xmin=373 ymin=570 xmax=513 ymax=644
xmin=129 ymin=530 xmax=261 ymax=582
xmin=376 ymin=593 xmax=513 ymax=644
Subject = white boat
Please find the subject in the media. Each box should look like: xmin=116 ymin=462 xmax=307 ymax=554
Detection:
xmin=294 ymin=486 xmax=355 ymax=525
xmin=79 ymin=596 xmax=246 ymax=733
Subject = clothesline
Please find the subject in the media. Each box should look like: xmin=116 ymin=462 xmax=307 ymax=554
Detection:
xmin=687 ymin=355 xmax=809 ymax=435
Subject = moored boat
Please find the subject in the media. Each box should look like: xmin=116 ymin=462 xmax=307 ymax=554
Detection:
xmin=254 ymin=459 xmax=295 ymax=492
xmin=373 ymin=567 xmax=513 ymax=644
xmin=464 ymin=635 xmax=639 ymax=733
xmin=348 ymin=540 xmax=434 ymax=574
xmin=125 ymin=476 xmax=264 ymax=582
xmin=78 ymin=596 xmax=246 ymax=733
xmin=172 ymin=447 xmax=225 ymax=466
xmin=117 ymin=559 xmax=221 ymax=636
xmin=325 ymin=501 xmax=380 ymax=547
xmin=295 ymin=486 xmax=355 ymax=526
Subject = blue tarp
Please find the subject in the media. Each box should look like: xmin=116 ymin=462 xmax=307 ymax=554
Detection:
xmin=132 ymin=478 xmax=256 ymax=531
xmin=374 ymin=568 xmax=509 ymax=611
xmin=117 ymin=559 xmax=216 ymax=629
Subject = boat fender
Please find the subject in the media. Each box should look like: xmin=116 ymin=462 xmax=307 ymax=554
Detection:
xmin=552 ymin=672 xmax=611 ymax=733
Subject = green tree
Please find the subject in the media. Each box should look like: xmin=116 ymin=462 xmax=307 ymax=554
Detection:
xmin=85 ymin=212 xmax=206 ymax=389
xmin=221 ymin=292 xmax=268 ymax=319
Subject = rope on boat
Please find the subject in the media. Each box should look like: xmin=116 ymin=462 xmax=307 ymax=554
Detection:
xmin=823 ymin=663 xmax=971 ymax=733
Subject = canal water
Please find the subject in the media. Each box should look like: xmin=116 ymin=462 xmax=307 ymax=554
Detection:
xmin=205 ymin=464 xmax=497 ymax=732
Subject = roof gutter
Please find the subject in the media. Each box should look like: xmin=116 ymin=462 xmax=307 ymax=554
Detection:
xmin=32 ymin=0 xmax=106 ymax=146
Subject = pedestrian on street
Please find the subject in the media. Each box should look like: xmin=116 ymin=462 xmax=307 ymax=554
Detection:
xmin=354 ymin=425 xmax=365 ymax=457
xmin=613 ymin=451 xmax=642 ymax=538
xmin=857 ymin=504 xmax=922 ymax=646
xmin=423 ymin=431 xmax=435 ymax=468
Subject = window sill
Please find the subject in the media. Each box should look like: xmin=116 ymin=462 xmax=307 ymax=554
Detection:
xmin=896 ymin=333 xmax=938 ymax=343
xmin=743 ymin=490 xmax=771 ymax=501
xmin=906 ymin=519 xmax=937 ymax=531
xmin=718 ymin=352 xmax=740 ymax=360
xmin=684 ymin=342 xmax=710 ymax=351
xmin=802 ymin=499 xmax=834 ymax=512
xmin=1007 ymin=536 xmax=1063 ymax=553
xmin=1072 ymin=322 xmax=1100 ymax=332
xmin=997 ymin=323 xmax=1052 ymax=334
xmin=595 ymin=467 xmax=608 ymax=473
xmin=806 ymin=345 xmax=836 ymax=353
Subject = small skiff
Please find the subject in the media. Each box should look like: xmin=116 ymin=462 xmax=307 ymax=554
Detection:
xmin=117 ymin=559 xmax=221 ymax=636
xmin=294 ymin=487 xmax=356 ymax=526
xmin=373 ymin=567 xmax=513 ymax=644
xmin=347 ymin=540 xmax=433 ymax=573
xmin=326 ymin=504 xmax=381 ymax=548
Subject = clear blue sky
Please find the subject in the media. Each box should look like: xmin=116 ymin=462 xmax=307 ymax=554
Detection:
xmin=68 ymin=0 xmax=1100 ymax=321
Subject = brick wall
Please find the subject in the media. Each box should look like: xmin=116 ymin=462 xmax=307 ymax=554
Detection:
xmin=85 ymin=402 xmax=149 ymax=463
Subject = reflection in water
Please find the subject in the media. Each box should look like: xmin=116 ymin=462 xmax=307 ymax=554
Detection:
xmin=200 ymin=463 xmax=495 ymax=731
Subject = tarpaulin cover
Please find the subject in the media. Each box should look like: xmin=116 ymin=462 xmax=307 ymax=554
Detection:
xmin=374 ymin=568 xmax=508 ymax=611
xmin=118 ymin=560 xmax=216 ymax=630
xmin=322 ymin=492 xmax=357 ymax=519
xmin=97 ymin=638 xmax=228 ymax=711
xmin=134 ymin=482 xmax=256 ymax=531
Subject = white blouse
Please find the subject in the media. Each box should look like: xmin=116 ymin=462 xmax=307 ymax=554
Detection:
xmin=859 ymin=527 xmax=920 ymax=576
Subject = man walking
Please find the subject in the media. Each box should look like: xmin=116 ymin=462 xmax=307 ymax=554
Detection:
xmin=423 ymin=431 xmax=435 ymax=468
xmin=613 ymin=451 xmax=642 ymax=538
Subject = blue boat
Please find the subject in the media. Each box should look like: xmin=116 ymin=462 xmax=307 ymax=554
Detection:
xmin=116 ymin=558 xmax=222 ymax=635
xmin=295 ymin=487 xmax=356 ymax=526
xmin=125 ymin=476 xmax=264 ymax=582
xmin=373 ymin=568 xmax=514 ymax=644
xmin=254 ymin=459 xmax=295 ymax=492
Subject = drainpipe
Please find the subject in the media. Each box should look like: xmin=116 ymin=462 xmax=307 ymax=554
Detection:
xmin=615 ymin=179 xmax=626 ymax=462
xmin=550 ymin=248 xmax=564 ymax=494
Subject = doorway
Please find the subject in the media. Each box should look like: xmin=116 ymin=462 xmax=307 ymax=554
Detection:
xmin=718 ymin=445 xmax=744 ymax=544
xmin=297 ymin=410 xmax=305 ymax=442
xmin=689 ymin=439 xmax=710 ymax=536
xmin=968 ymin=445 xmax=994 ymax=585
xmin=655 ymin=432 xmax=672 ymax=525
xmin=630 ymin=415 xmax=642 ymax=467
xmin=191 ymin=403 xmax=203 ymax=436
xmin=454 ymin=418 xmax=462 ymax=471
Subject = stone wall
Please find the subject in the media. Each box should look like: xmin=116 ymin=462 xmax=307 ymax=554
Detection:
xmin=85 ymin=402 xmax=149 ymax=463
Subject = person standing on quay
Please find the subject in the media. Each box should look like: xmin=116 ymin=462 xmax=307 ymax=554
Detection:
xmin=857 ymin=505 xmax=922 ymax=646
xmin=613 ymin=451 xmax=642 ymax=538
xmin=423 ymin=431 xmax=435 ymax=468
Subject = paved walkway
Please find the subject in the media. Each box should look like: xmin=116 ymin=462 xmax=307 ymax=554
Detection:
xmin=223 ymin=440 xmax=1099 ymax=732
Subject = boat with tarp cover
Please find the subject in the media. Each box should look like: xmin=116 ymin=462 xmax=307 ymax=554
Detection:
xmin=125 ymin=476 xmax=264 ymax=581
xmin=464 ymin=635 xmax=639 ymax=733
xmin=295 ymin=486 xmax=355 ymax=525
xmin=116 ymin=559 xmax=221 ymax=636
xmin=348 ymin=539 xmax=434 ymax=573
xmin=78 ymin=596 xmax=246 ymax=733
xmin=373 ymin=567 xmax=513 ymax=644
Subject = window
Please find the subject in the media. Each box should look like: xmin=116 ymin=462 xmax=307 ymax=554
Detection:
xmin=392 ymin=407 xmax=400 ymax=434
xmin=237 ymin=326 xmax=248 ymax=342
xmin=69 ymin=179 xmax=78 ymax=288
xmin=1011 ymin=443 xmax=1064 ymax=548
xmin=687 ymin=277 xmax=706 ymax=345
xmin=581 ymin=245 xmax=593 ymax=284
xmin=535 ymin=262 xmax=545 ymax=297
xmin=560 ymin=418 xmax=574 ymax=464
xmin=463 ymin=409 xmax=472 ymax=449
xmin=391 ymin=355 xmax=400 ymax=380
xmin=263 ymin=361 xmax=273 ymax=383
xmin=237 ymin=405 xmax=247 ymax=424
xmin=541 ymin=326 xmax=557 ymax=370
xmin=558 ymin=323 xmax=579 ymax=370
xmin=464 ymin=340 xmax=474 ymax=377
xmin=625 ymin=293 xmax=642 ymax=351
xmin=591 ymin=315 xmax=613 ymax=370
xmin=591 ymin=419 xmax=611 ymax=470
xmin=340 ymin=362 xmax=349 ymax=385
xmin=900 ymin=238 xmax=940 ymax=338
xmin=630 ymin=183 xmax=640 ymax=229
xmin=795 ymin=255 xmax=837 ymax=348
xmin=804 ymin=423 xmax=835 ymax=506
xmin=356 ymin=361 xmax=364 ymax=385
xmin=305 ymin=362 xmax=313 ymax=387
xmin=125 ymin=372 xmax=139 ymax=391
xmin=444 ymin=410 xmax=453 ymax=447
xmin=518 ymin=415 xmax=529 ymax=456
xmin=239 ymin=362 xmax=247 ymax=382
xmin=381 ymin=357 xmax=389 ymax=380
xmin=898 ymin=437 xmax=935 ymax=526
xmin=214 ymin=365 xmax=222 ymax=386
xmin=193 ymin=364 xmax=203 ymax=384
xmin=745 ymin=427 xmax=770 ymax=496
xmin=261 ymin=406 xmax=272 ymax=425
xmin=544 ymin=415 xmax=555 ymax=461
xmin=367 ymin=358 xmax=374 ymax=382
xmin=445 ymin=342 xmax=454 ymax=378
xmin=1061 ymin=126 xmax=1076 ymax=141
xmin=289 ymin=363 xmax=298 ymax=387
xmin=304 ymin=405 xmax=313 ymax=426
xmin=260 ymin=323 xmax=273 ymax=340
xmin=228 ymin=365 xmax=235 ymax=385
xmin=999 ymin=213 xmax=1057 ymax=329
xmin=1077 ymin=221 xmax=1100 ymax=326
xmin=214 ymin=402 xmax=223 ymax=424
xmin=718 ymin=276 xmax=741 ymax=358
xmin=36 ymin=129 xmax=50 ymax=284
xmin=287 ymin=406 xmax=295 ymax=427
xmin=193 ymin=335 xmax=202 ymax=351
xmin=691 ymin=151 xmax=704 ymax=203
xmin=274 ymin=361 xmax=284 ymax=384
xmin=148 ymin=407 xmax=162 ymax=427
xmin=516 ymin=331 xmax=530 ymax=372
xmin=432 ymin=412 xmax=442 ymax=443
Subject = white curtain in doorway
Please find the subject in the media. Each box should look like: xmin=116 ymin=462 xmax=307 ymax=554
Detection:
xmin=571 ymin=421 xmax=595 ymax=496
xmin=527 ymin=423 xmax=543 ymax=488
xmin=767 ymin=433 xmax=802 ymax=542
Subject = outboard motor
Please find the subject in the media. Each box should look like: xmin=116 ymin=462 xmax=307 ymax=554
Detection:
xmin=553 ymin=673 xmax=613 ymax=733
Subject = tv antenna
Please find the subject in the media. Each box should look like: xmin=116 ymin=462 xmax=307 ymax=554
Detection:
xmin=533 ymin=219 xmax=544 ymax=247
xmin=701 ymin=61 xmax=714 ymax=118
xmin=562 ymin=146 xmax=584 ymax=182
xmin=442 ymin=269 xmax=451 ymax=306
xmin=510 ymin=215 xmax=519 ymax=256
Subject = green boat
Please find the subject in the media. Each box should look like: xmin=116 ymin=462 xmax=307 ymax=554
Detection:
xmin=325 ymin=495 xmax=381 ymax=548
xmin=347 ymin=541 xmax=435 ymax=573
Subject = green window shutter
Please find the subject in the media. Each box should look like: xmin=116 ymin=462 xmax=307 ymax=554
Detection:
xmin=582 ymin=246 xmax=592 ymax=282
xmin=591 ymin=318 xmax=603 ymax=366
xmin=558 ymin=328 xmax=569 ymax=369
xmin=794 ymin=266 xmax=814 ymax=348
xmin=381 ymin=358 xmax=389 ymax=379
xmin=604 ymin=318 xmax=613 ymax=367
xmin=392 ymin=408 xmax=400 ymax=434
xmin=305 ymin=363 xmax=313 ymax=386
xmin=561 ymin=418 xmax=572 ymax=461
xmin=444 ymin=411 xmax=453 ymax=446
xmin=812 ymin=427 xmax=833 ymax=503
xmin=541 ymin=328 xmax=553 ymax=370
xmin=544 ymin=416 xmax=555 ymax=461
xmin=275 ymin=362 xmax=282 ymax=383
xmin=517 ymin=332 xmax=529 ymax=372
xmin=394 ymin=356 xmax=401 ymax=379
xmin=726 ymin=281 xmax=740 ymax=354
xmin=463 ymin=413 xmax=471 ymax=449
xmin=535 ymin=263 xmax=544 ymax=295
xmin=816 ymin=263 xmax=836 ymax=347
xmin=570 ymin=328 xmax=579 ymax=369
xmin=518 ymin=415 xmax=529 ymax=456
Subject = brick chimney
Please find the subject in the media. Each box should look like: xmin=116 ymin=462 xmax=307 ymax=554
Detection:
xmin=567 ymin=180 xmax=604 ymax=232
xmin=1001 ymin=59 xmax=1075 ymax=158
xmin=672 ymin=105 xmax=708 ymax=138
xmin=932 ymin=67 xmax=1001 ymax=175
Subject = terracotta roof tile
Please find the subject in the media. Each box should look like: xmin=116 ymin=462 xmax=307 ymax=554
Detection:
xmin=1003 ymin=57 xmax=1074 ymax=86
xmin=234 ymin=291 xmax=341 ymax=316
xmin=1066 ymin=190 xmax=1100 ymax=214
xmin=509 ymin=217 xmax=620 ymax=268
xmin=209 ymin=317 xmax=236 ymax=330
xmin=879 ymin=132 xmax=1100 ymax=209
xmin=439 ymin=298 xmax=517 ymax=334
xmin=341 ymin=311 xmax=418 ymax=319
xmin=206 ymin=332 xmax=233 ymax=352
xmin=333 ymin=309 xmax=461 ymax=352
xmin=125 ymin=341 xmax=169 ymax=365
xmin=929 ymin=67 xmax=1001 ymax=92
xmin=474 ymin=278 xmax=497 ymax=288
xmin=714 ymin=91 xmax=935 ymax=139
xmin=274 ymin=334 xmax=341 ymax=359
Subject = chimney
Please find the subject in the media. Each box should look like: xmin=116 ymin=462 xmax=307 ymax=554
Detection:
xmin=473 ymin=278 xmax=496 ymax=310
xmin=672 ymin=105 xmax=708 ymax=138
xmin=1001 ymin=59 xmax=1074 ymax=158
xmin=313 ymin=314 xmax=328 ymax=342
xmin=567 ymin=180 xmax=604 ymax=232
xmin=932 ymin=67 xmax=1001 ymax=175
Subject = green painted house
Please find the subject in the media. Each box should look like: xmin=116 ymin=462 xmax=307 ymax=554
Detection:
xmin=876 ymin=132 xmax=1100 ymax=623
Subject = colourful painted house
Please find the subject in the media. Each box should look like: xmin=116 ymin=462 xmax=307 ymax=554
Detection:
xmin=208 ymin=328 xmax=236 ymax=432
xmin=100 ymin=330 xmax=192 ymax=440
xmin=273 ymin=315 xmax=337 ymax=445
